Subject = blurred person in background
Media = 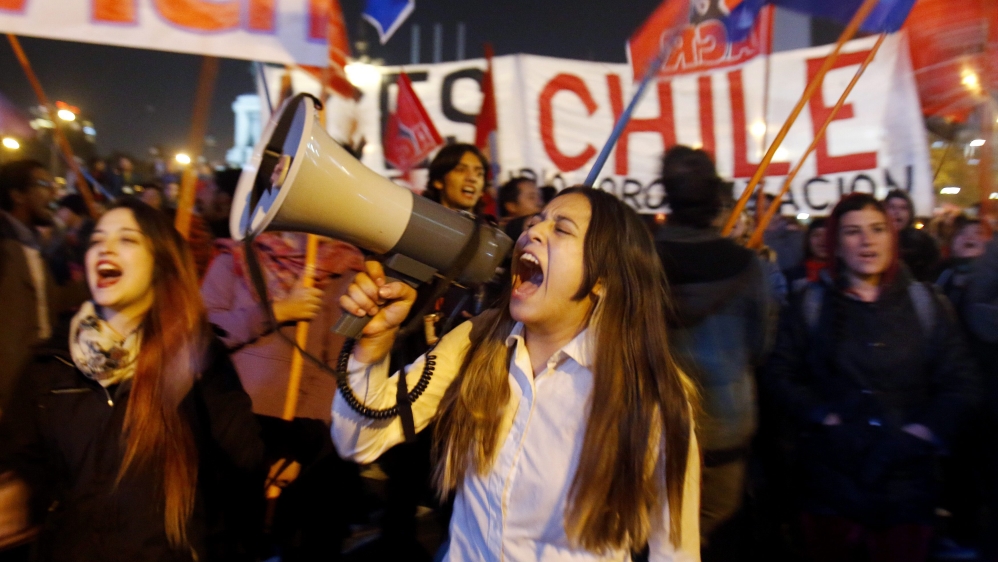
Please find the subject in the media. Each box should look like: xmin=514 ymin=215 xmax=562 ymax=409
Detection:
xmin=930 ymin=214 xmax=991 ymax=562
xmin=201 ymin=230 xmax=364 ymax=560
xmin=759 ymin=194 xmax=805 ymax=274
xmin=762 ymin=193 xmax=978 ymax=562
xmin=108 ymin=156 xmax=136 ymax=198
xmin=205 ymin=168 xmax=240 ymax=239
xmin=496 ymin=176 xmax=543 ymax=241
xmin=540 ymin=184 xmax=557 ymax=205
xmin=963 ymin=234 xmax=998 ymax=560
xmin=785 ymin=218 xmax=830 ymax=294
xmin=936 ymin=216 xmax=987 ymax=308
xmin=87 ymin=157 xmax=109 ymax=195
xmin=0 ymin=160 xmax=88 ymax=416
xmin=138 ymin=183 xmax=165 ymax=210
xmin=883 ymin=189 xmax=939 ymax=282
xmin=655 ymin=146 xmax=776 ymax=553
xmin=46 ymin=194 xmax=95 ymax=286
xmin=423 ymin=143 xmax=488 ymax=217
xmin=0 ymin=198 xmax=264 ymax=561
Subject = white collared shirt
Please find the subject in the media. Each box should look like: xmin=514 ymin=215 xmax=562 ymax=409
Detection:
xmin=332 ymin=320 xmax=700 ymax=562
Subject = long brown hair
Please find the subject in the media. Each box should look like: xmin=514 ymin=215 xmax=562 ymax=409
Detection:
xmin=433 ymin=186 xmax=698 ymax=552
xmin=106 ymin=198 xmax=207 ymax=548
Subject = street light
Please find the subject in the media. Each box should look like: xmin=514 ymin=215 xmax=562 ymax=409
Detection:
xmin=56 ymin=108 xmax=76 ymax=122
xmin=345 ymin=61 xmax=381 ymax=89
xmin=1 ymin=137 xmax=19 ymax=150
xmin=175 ymin=153 xmax=192 ymax=165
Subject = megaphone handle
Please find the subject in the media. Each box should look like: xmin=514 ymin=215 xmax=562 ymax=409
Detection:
xmin=333 ymin=275 xmax=416 ymax=339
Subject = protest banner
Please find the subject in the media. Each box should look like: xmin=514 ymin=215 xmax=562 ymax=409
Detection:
xmin=0 ymin=0 xmax=332 ymax=65
xmin=268 ymin=33 xmax=931 ymax=216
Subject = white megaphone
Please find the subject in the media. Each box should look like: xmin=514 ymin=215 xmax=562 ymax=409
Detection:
xmin=230 ymin=94 xmax=513 ymax=338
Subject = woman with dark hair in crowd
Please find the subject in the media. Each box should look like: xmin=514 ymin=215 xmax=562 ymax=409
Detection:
xmin=334 ymin=187 xmax=701 ymax=560
xmin=784 ymin=217 xmax=829 ymax=294
xmin=0 ymin=198 xmax=264 ymax=561
xmin=762 ymin=193 xmax=978 ymax=562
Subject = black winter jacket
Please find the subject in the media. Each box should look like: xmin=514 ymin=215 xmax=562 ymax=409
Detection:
xmin=656 ymin=225 xmax=777 ymax=456
xmin=0 ymin=338 xmax=265 ymax=562
xmin=762 ymin=268 xmax=979 ymax=525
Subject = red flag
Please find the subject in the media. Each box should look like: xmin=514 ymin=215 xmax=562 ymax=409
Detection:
xmin=903 ymin=0 xmax=994 ymax=120
xmin=303 ymin=0 xmax=354 ymax=99
xmin=628 ymin=0 xmax=773 ymax=81
xmin=383 ymin=72 xmax=443 ymax=172
xmin=475 ymin=44 xmax=499 ymax=180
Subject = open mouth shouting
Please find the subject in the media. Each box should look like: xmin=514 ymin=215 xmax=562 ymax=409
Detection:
xmin=460 ymin=184 xmax=479 ymax=200
xmin=512 ymin=250 xmax=544 ymax=299
xmin=95 ymin=259 xmax=123 ymax=289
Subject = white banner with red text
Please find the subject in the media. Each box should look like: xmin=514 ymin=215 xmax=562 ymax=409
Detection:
xmin=265 ymin=33 xmax=932 ymax=216
xmin=0 ymin=0 xmax=332 ymax=65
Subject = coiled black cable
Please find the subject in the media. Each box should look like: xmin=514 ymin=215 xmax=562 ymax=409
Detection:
xmin=335 ymin=339 xmax=437 ymax=419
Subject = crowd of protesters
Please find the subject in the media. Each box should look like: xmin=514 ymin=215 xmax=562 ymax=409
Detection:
xmin=0 ymin=140 xmax=995 ymax=562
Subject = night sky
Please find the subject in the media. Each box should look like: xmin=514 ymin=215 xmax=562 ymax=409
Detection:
xmin=0 ymin=0 xmax=663 ymax=164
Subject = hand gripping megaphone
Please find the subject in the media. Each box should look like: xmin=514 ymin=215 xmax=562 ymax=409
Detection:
xmin=230 ymin=94 xmax=513 ymax=338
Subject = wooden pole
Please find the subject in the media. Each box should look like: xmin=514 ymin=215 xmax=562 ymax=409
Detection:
xmin=281 ymin=234 xmax=320 ymax=421
xmin=747 ymin=33 xmax=886 ymax=249
xmin=6 ymin=35 xmax=98 ymax=219
xmin=721 ymin=0 xmax=881 ymax=236
xmin=174 ymin=56 xmax=219 ymax=239
xmin=980 ymin=100 xmax=995 ymax=238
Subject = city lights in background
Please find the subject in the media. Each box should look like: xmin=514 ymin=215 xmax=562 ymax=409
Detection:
xmin=345 ymin=62 xmax=381 ymax=89
xmin=1 ymin=137 xmax=19 ymax=150
xmin=56 ymin=108 xmax=76 ymax=121
xmin=940 ymin=186 xmax=961 ymax=195
xmin=970 ymin=139 xmax=986 ymax=147
xmin=175 ymin=153 xmax=192 ymax=165
xmin=962 ymin=69 xmax=981 ymax=92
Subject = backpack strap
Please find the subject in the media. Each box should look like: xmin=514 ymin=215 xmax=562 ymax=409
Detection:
xmin=907 ymin=282 xmax=937 ymax=340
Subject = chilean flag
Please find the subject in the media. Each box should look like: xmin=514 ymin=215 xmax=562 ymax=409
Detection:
xmin=383 ymin=72 xmax=443 ymax=172
xmin=363 ymin=0 xmax=415 ymax=45
xmin=725 ymin=0 xmax=916 ymax=43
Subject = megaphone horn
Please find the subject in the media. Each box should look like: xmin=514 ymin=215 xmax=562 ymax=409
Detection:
xmin=230 ymin=94 xmax=513 ymax=338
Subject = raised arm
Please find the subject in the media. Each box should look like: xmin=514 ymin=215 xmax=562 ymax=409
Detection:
xmin=331 ymin=261 xmax=471 ymax=464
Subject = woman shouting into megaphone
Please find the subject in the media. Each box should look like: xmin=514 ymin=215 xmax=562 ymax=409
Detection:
xmin=333 ymin=186 xmax=701 ymax=562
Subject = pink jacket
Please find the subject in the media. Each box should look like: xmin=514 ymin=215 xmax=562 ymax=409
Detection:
xmin=201 ymin=253 xmax=355 ymax=423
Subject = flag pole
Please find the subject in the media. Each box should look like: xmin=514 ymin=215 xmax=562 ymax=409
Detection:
xmin=979 ymin=99 xmax=995 ymax=238
xmin=721 ymin=0 xmax=881 ymax=237
xmin=282 ymin=234 xmax=320 ymax=421
xmin=584 ymin=28 xmax=680 ymax=187
xmin=746 ymin=33 xmax=886 ymax=249
xmin=174 ymin=56 xmax=219 ymax=239
xmin=282 ymin=5 xmax=342 ymax=422
xmin=6 ymin=34 xmax=98 ymax=219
